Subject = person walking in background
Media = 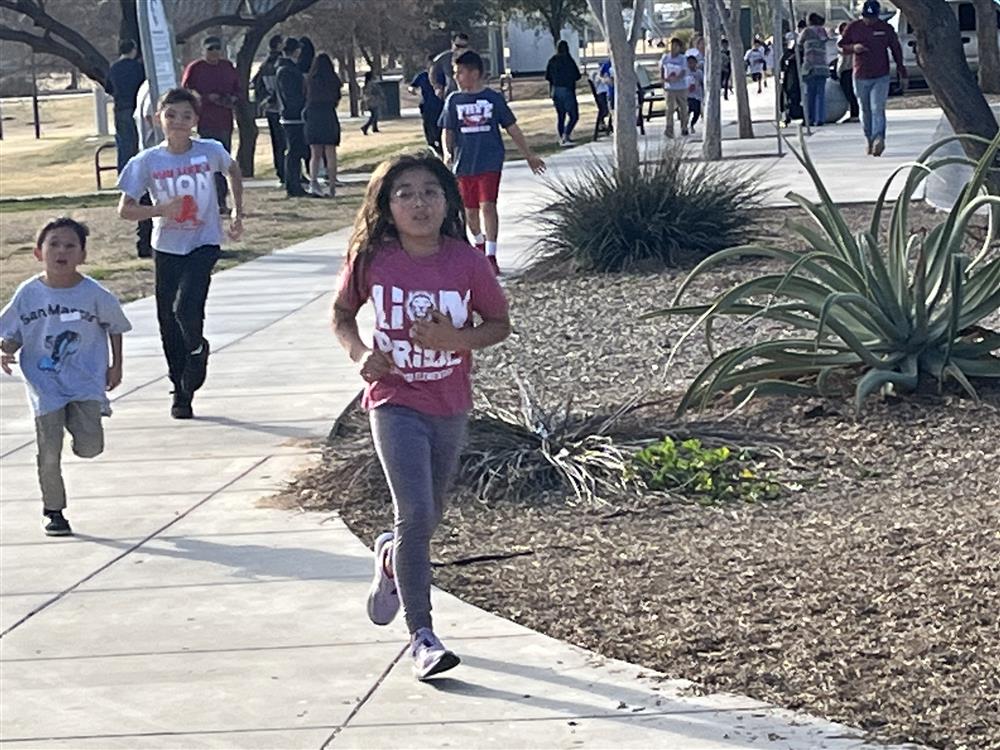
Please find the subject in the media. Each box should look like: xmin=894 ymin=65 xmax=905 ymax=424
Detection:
xmin=361 ymin=71 xmax=384 ymax=136
xmin=780 ymin=33 xmax=805 ymax=125
xmin=332 ymin=153 xmax=511 ymax=680
xmin=133 ymin=79 xmax=156 ymax=259
xmin=799 ymin=13 xmax=830 ymax=127
xmin=660 ymin=38 xmax=689 ymax=137
xmin=544 ymin=40 xmax=582 ymax=147
xmin=275 ymin=38 xmax=310 ymax=198
xmin=720 ymin=38 xmax=733 ymax=100
xmin=431 ymin=33 xmax=471 ymax=100
xmin=305 ymin=53 xmax=343 ymax=197
xmin=252 ymin=34 xmax=286 ymax=186
xmin=409 ymin=54 xmax=444 ymax=154
xmin=686 ymin=36 xmax=705 ymax=68
xmin=0 ymin=218 xmax=132 ymax=537
xmin=105 ymin=40 xmax=145 ymax=174
xmin=599 ymin=58 xmax=615 ymax=113
xmin=117 ymin=88 xmax=244 ymax=420
xmin=686 ymin=54 xmax=704 ymax=132
xmin=442 ymin=50 xmax=545 ymax=274
xmin=744 ymin=39 xmax=767 ymax=94
xmin=836 ymin=21 xmax=860 ymax=122
xmin=181 ymin=36 xmax=241 ymax=214
xmin=838 ymin=0 xmax=907 ymax=156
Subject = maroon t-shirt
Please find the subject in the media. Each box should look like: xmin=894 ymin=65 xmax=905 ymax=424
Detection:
xmin=181 ymin=59 xmax=241 ymax=133
xmin=838 ymin=19 xmax=905 ymax=80
xmin=336 ymin=237 xmax=509 ymax=416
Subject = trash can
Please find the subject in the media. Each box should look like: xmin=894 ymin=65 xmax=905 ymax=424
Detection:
xmin=377 ymin=79 xmax=401 ymax=120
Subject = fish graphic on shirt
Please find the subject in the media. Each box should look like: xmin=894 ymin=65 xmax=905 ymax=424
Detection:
xmin=38 ymin=330 xmax=80 ymax=373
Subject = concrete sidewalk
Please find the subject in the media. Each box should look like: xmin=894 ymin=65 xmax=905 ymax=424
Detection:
xmin=0 ymin=134 xmax=930 ymax=748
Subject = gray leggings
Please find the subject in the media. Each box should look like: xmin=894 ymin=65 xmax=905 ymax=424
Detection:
xmin=370 ymin=404 xmax=468 ymax=633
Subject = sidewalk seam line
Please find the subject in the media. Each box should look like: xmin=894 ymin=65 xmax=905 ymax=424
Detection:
xmin=319 ymin=644 xmax=407 ymax=748
xmin=0 ymin=288 xmax=331 ymax=460
xmin=0 ymin=454 xmax=272 ymax=640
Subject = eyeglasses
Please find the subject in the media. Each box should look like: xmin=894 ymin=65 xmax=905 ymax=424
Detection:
xmin=390 ymin=187 xmax=446 ymax=205
xmin=206 ymin=45 xmax=221 ymax=51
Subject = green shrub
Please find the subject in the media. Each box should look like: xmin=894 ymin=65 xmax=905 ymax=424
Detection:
xmin=532 ymin=146 xmax=762 ymax=274
xmin=632 ymin=436 xmax=780 ymax=503
xmin=647 ymin=133 xmax=1000 ymax=413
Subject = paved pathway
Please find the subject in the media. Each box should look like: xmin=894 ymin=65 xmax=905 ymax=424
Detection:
xmin=0 ymin=117 xmax=937 ymax=748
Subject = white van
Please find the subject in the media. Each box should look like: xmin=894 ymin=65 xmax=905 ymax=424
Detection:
xmin=887 ymin=0 xmax=999 ymax=88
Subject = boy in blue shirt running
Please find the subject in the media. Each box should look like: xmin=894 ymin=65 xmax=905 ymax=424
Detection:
xmin=442 ymin=50 xmax=545 ymax=274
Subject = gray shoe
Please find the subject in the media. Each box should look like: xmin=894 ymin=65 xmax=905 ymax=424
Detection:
xmin=366 ymin=532 xmax=399 ymax=625
xmin=410 ymin=628 xmax=460 ymax=680
xmin=872 ymin=137 xmax=885 ymax=157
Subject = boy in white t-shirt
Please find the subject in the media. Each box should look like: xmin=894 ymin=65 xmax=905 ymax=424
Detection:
xmin=660 ymin=38 xmax=689 ymax=137
xmin=745 ymin=40 xmax=768 ymax=94
xmin=117 ymin=87 xmax=244 ymax=420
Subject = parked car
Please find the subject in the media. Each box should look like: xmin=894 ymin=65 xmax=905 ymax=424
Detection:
xmin=886 ymin=0 xmax=999 ymax=91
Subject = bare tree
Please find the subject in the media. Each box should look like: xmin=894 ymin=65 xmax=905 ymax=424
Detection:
xmin=586 ymin=0 xmax=645 ymax=175
xmin=499 ymin=0 xmax=590 ymax=47
xmin=971 ymin=0 xmax=1000 ymax=93
xmin=710 ymin=0 xmax=753 ymax=138
xmin=893 ymin=0 xmax=997 ymax=164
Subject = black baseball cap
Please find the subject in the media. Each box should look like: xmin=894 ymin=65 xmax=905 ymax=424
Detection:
xmin=203 ymin=36 xmax=222 ymax=49
xmin=862 ymin=1 xmax=880 ymax=17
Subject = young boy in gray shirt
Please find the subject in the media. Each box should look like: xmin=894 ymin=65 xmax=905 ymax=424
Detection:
xmin=1 ymin=218 xmax=132 ymax=536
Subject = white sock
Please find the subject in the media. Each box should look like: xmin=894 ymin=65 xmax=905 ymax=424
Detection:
xmin=485 ymin=240 xmax=497 ymax=257
xmin=473 ymin=233 xmax=485 ymax=246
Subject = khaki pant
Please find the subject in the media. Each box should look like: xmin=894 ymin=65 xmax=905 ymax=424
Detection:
xmin=35 ymin=400 xmax=104 ymax=511
xmin=665 ymin=90 xmax=689 ymax=137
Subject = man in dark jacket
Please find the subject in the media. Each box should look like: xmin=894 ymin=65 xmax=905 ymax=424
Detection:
xmin=252 ymin=34 xmax=286 ymax=185
xmin=105 ymin=40 xmax=146 ymax=173
xmin=275 ymin=37 xmax=310 ymax=198
xmin=544 ymin=40 xmax=582 ymax=146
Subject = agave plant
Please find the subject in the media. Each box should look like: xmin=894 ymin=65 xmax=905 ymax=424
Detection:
xmin=648 ymin=132 xmax=1000 ymax=414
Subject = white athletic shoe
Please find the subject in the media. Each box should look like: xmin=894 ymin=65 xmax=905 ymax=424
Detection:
xmin=366 ymin=532 xmax=399 ymax=626
xmin=410 ymin=627 xmax=460 ymax=680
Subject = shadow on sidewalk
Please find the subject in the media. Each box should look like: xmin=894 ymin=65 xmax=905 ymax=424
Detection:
xmin=78 ymin=534 xmax=369 ymax=582
xmin=196 ymin=414 xmax=323 ymax=441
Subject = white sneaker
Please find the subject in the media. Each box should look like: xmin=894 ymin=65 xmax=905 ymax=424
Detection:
xmin=410 ymin=627 xmax=460 ymax=680
xmin=366 ymin=532 xmax=399 ymax=625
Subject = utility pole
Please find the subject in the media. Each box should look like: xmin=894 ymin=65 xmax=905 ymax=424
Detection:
xmin=31 ymin=51 xmax=41 ymax=139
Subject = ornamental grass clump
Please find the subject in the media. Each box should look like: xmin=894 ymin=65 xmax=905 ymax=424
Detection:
xmin=648 ymin=133 xmax=1000 ymax=413
xmin=532 ymin=146 xmax=762 ymax=274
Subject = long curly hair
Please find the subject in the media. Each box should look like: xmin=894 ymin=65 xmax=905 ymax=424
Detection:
xmin=345 ymin=152 xmax=466 ymax=297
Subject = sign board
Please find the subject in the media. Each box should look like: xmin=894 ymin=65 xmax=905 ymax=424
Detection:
xmin=506 ymin=16 xmax=581 ymax=76
xmin=137 ymin=0 xmax=180 ymax=138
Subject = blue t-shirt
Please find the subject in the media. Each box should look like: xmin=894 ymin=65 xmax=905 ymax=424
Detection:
xmin=0 ymin=276 xmax=132 ymax=417
xmin=410 ymin=71 xmax=441 ymax=112
xmin=441 ymin=88 xmax=516 ymax=177
xmin=118 ymin=138 xmax=232 ymax=255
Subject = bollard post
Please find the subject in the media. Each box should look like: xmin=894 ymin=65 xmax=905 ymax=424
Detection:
xmin=94 ymin=86 xmax=109 ymax=136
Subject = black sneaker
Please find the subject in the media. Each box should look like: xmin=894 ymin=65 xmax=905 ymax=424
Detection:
xmin=171 ymin=389 xmax=194 ymax=419
xmin=181 ymin=339 xmax=210 ymax=394
xmin=43 ymin=510 xmax=73 ymax=537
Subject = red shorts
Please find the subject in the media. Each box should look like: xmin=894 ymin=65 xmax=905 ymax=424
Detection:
xmin=457 ymin=171 xmax=502 ymax=209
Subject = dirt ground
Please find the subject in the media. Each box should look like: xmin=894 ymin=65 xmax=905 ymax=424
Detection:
xmin=0 ymin=185 xmax=364 ymax=305
xmin=278 ymin=200 xmax=1000 ymax=750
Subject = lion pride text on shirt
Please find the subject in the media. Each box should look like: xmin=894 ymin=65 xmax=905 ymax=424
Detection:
xmin=337 ymin=238 xmax=509 ymax=417
xmin=118 ymin=138 xmax=232 ymax=255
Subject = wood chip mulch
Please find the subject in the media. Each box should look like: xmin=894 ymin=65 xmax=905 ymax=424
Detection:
xmin=281 ymin=203 xmax=1000 ymax=750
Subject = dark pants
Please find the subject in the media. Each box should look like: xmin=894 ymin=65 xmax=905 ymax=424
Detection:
xmin=114 ymin=108 xmax=139 ymax=173
xmin=136 ymin=192 xmax=153 ymax=257
xmin=721 ymin=70 xmax=732 ymax=99
xmin=197 ymin=127 xmax=232 ymax=211
xmin=839 ymin=69 xmax=859 ymax=119
xmin=688 ymin=97 xmax=702 ymax=127
xmin=154 ymin=245 xmax=219 ymax=389
xmin=362 ymin=109 xmax=380 ymax=133
xmin=282 ymin=123 xmax=308 ymax=196
xmin=552 ymin=86 xmax=579 ymax=140
xmin=265 ymin=111 xmax=286 ymax=182
xmin=421 ymin=110 xmax=442 ymax=154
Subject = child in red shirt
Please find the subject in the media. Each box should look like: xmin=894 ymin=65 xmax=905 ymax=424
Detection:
xmin=333 ymin=153 xmax=511 ymax=679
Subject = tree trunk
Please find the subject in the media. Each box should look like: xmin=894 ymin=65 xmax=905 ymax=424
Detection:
xmin=893 ymin=0 xmax=998 ymax=164
xmin=346 ymin=44 xmax=360 ymax=118
xmin=972 ymin=0 xmax=1000 ymax=93
xmin=235 ymin=28 xmax=265 ymax=177
xmin=693 ymin=0 xmax=705 ymax=35
xmin=702 ymin=0 xmax=723 ymax=159
xmin=119 ymin=0 xmax=140 ymax=51
xmin=602 ymin=0 xmax=643 ymax=176
xmin=713 ymin=0 xmax=754 ymax=138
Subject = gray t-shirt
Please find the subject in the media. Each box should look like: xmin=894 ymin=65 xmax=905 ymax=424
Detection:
xmin=118 ymin=138 xmax=232 ymax=255
xmin=0 ymin=276 xmax=132 ymax=417
xmin=430 ymin=49 xmax=457 ymax=97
